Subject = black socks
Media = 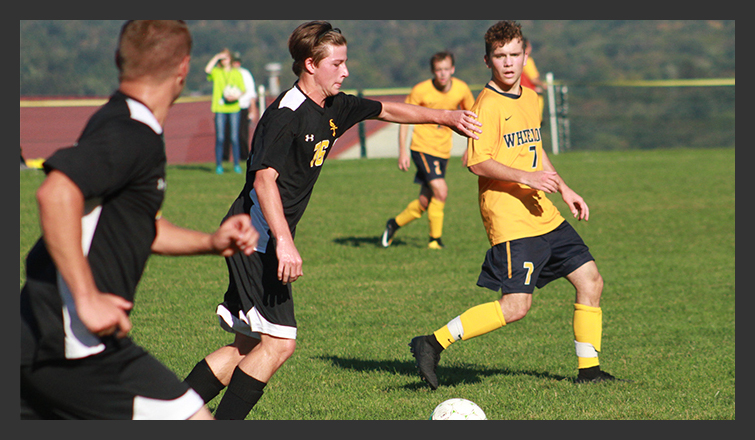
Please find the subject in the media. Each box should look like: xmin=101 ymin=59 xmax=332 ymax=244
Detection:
xmin=184 ymin=359 xmax=225 ymax=404
xmin=213 ymin=366 xmax=267 ymax=420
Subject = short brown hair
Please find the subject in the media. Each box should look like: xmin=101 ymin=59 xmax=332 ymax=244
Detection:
xmin=288 ymin=21 xmax=347 ymax=76
xmin=429 ymin=51 xmax=455 ymax=71
xmin=116 ymin=20 xmax=192 ymax=82
xmin=484 ymin=21 xmax=523 ymax=56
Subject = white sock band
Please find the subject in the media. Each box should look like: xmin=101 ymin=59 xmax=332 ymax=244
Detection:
xmin=446 ymin=316 xmax=464 ymax=342
xmin=574 ymin=340 xmax=598 ymax=358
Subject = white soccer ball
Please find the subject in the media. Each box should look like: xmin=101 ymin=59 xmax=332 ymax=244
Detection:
xmin=430 ymin=398 xmax=487 ymax=420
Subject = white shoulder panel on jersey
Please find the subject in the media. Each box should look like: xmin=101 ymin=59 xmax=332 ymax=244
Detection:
xmin=126 ymin=98 xmax=163 ymax=135
xmin=279 ymin=87 xmax=306 ymax=111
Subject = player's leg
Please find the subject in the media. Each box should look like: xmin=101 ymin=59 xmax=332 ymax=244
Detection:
xmin=539 ymin=222 xmax=625 ymax=382
xmin=228 ymin=111 xmax=242 ymax=173
xmin=566 ymin=261 xmax=624 ymax=382
xmin=426 ymin=177 xmax=448 ymax=248
xmin=382 ymin=151 xmax=433 ymax=248
xmin=214 ymin=112 xmax=227 ymax=174
xmin=213 ymin=334 xmax=296 ymax=420
xmin=184 ymin=332 xmax=260 ymax=403
xmin=411 ymin=239 xmax=543 ymax=389
xmin=188 ymin=406 xmax=215 ymax=420
xmin=568 ymin=261 xmax=603 ymax=370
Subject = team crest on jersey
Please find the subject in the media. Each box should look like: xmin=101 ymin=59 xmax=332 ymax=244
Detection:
xmin=329 ymin=119 xmax=338 ymax=136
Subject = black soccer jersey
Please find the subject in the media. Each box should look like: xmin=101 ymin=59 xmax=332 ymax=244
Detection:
xmin=21 ymin=91 xmax=167 ymax=364
xmin=241 ymin=84 xmax=382 ymax=252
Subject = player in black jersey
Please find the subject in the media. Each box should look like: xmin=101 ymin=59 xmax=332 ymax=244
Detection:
xmin=20 ymin=21 xmax=258 ymax=420
xmin=183 ymin=20 xmax=482 ymax=419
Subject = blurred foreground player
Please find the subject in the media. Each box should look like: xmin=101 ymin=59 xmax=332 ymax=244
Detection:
xmin=20 ymin=20 xmax=258 ymax=419
xmin=183 ymin=20 xmax=481 ymax=420
xmin=409 ymin=20 xmax=627 ymax=389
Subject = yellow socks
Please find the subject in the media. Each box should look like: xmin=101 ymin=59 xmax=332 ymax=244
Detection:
xmin=573 ymin=303 xmax=602 ymax=369
xmin=395 ymin=199 xmax=425 ymax=227
xmin=433 ymin=301 xmax=506 ymax=349
xmin=427 ymin=199 xmax=445 ymax=240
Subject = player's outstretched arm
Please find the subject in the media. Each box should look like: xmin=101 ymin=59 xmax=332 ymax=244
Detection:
xmin=151 ymin=215 xmax=258 ymax=256
xmin=378 ymin=101 xmax=481 ymax=140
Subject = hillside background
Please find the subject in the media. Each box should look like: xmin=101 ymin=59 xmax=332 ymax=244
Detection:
xmin=20 ymin=20 xmax=735 ymax=150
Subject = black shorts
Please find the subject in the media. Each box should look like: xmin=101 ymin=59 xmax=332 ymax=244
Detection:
xmin=477 ymin=221 xmax=594 ymax=294
xmin=217 ymin=197 xmax=298 ymax=340
xmin=20 ymin=342 xmax=203 ymax=419
xmin=411 ymin=150 xmax=447 ymax=185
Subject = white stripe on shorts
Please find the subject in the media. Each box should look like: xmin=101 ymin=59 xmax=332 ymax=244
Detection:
xmin=132 ymin=388 xmax=204 ymax=420
xmin=216 ymin=304 xmax=297 ymax=340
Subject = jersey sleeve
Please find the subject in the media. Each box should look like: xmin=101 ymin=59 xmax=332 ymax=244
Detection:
xmin=333 ymin=93 xmax=383 ymax=134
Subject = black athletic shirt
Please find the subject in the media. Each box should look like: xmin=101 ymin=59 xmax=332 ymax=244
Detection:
xmin=239 ymin=84 xmax=382 ymax=251
xmin=21 ymin=91 xmax=167 ymax=364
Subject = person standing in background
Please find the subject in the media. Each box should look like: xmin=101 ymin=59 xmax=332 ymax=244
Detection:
xmin=521 ymin=38 xmax=545 ymax=121
xmin=206 ymin=49 xmax=246 ymax=174
xmin=224 ymin=52 xmax=260 ymax=162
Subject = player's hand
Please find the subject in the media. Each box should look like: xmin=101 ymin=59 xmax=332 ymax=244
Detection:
xmin=398 ymin=152 xmax=411 ymax=171
xmin=447 ymin=110 xmax=482 ymax=140
xmin=76 ymin=292 xmax=133 ymax=338
xmin=213 ymin=214 xmax=258 ymax=257
xmin=524 ymin=170 xmax=561 ymax=194
xmin=275 ymin=238 xmax=303 ymax=285
xmin=561 ymin=187 xmax=590 ymax=221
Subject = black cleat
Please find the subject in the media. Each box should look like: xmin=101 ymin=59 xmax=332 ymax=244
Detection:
xmin=381 ymin=218 xmax=400 ymax=248
xmin=575 ymin=368 xmax=631 ymax=384
xmin=409 ymin=336 xmax=441 ymax=390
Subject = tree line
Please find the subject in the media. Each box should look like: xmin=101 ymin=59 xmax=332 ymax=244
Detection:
xmin=20 ymin=20 xmax=734 ymax=97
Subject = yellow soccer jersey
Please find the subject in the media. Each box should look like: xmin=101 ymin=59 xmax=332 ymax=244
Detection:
xmin=406 ymin=78 xmax=475 ymax=159
xmin=466 ymin=85 xmax=564 ymax=246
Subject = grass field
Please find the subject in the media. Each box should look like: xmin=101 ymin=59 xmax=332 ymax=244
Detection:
xmin=19 ymin=147 xmax=735 ymax=420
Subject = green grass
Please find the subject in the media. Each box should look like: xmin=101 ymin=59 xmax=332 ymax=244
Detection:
xmin=19 ymin=148 xmax=735 ymax=420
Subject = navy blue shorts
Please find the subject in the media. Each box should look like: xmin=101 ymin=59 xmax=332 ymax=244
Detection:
xmin=477 ymin=221 xmax=594 ymax=294
xmin=411 ymin=150 xmax=447 ymax=185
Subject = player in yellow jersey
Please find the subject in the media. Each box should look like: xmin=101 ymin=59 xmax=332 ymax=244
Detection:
xmin=409 ymin=21 xmax=627 ymax=388
xmin=521 ymin=38 xmax=545 ymax=120
xmin=381 ymin=51 xmax=475 ymax=249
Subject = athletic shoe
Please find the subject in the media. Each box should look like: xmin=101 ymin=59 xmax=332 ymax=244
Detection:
xmin=428 ymin=237 xmax=445 ymax=249
xmin=381 ymin=218 xmax=400 ymax=248
xmin=575 ymin=368 xmax=630 ymax=384
xmin=216 ymin=165 xmax=224 ymax=175
xmin=234 ymin=164 xmax=243 ymax=174
xmin=409 ymin=335 xmax=441 ymax=390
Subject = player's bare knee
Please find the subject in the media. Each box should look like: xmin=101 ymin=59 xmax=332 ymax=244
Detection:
xmin=267 ymin=337 xmax=296 ymax=363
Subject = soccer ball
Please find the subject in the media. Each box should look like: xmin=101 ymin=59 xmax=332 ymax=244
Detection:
xmin=430 ymin=398 xmax=487 ymax=420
